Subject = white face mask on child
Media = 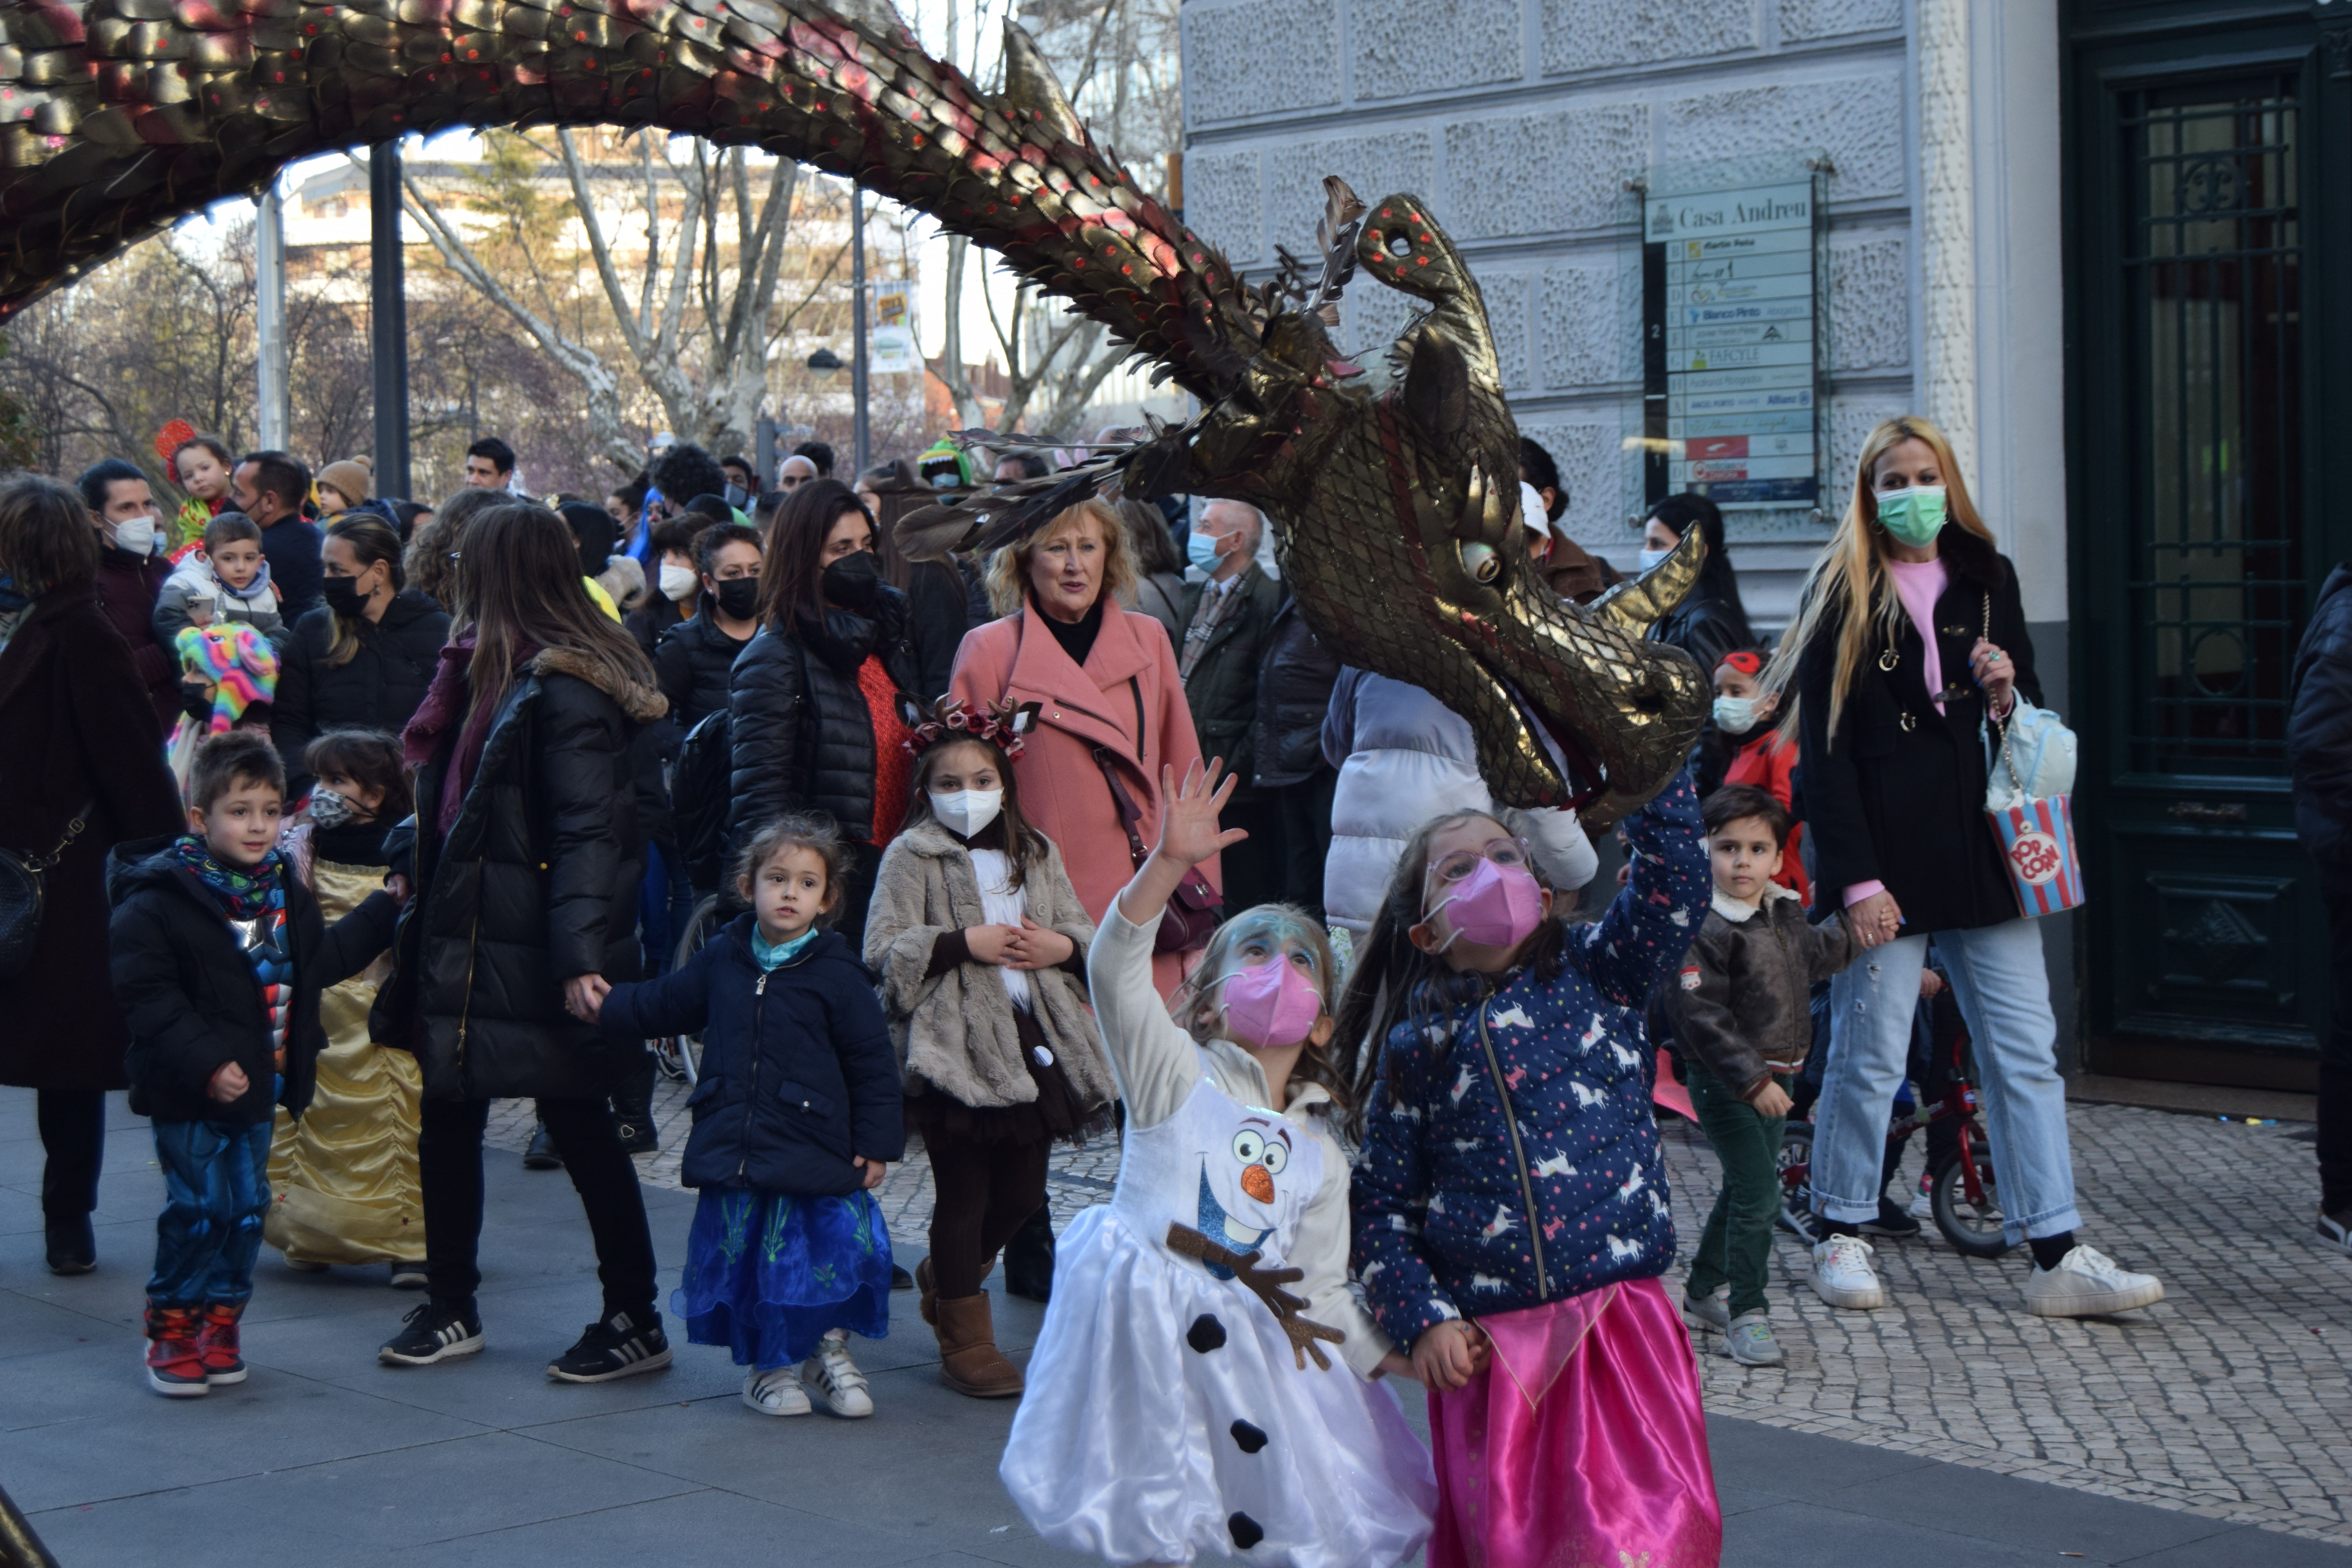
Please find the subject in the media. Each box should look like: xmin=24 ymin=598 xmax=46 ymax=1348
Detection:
xmin=931 ymin=788 xmax=1002 ymax=838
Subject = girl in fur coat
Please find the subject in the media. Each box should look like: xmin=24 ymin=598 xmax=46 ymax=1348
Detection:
xmin=864 ymin=698 xmax=1115 ymax=1397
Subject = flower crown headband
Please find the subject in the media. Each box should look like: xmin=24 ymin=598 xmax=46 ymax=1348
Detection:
xmin=898 ymin=695 xmax=1043 ymax=761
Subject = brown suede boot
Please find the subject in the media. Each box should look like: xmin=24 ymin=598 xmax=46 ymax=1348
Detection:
xmin=915 ymin=1253 xmax=997 ymax=1328
xmin=934 ymin=1292 xmax=1024 ymax=1398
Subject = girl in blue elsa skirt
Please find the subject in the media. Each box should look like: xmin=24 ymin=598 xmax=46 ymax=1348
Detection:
xmin=587 ymin=811 xmax=904 ymax=1417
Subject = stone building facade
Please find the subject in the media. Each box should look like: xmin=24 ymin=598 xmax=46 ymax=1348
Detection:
xmin=1187 ymin=0 xmax=2352 ymax=1094
xmin=1181 ymin=0 xmax=2085 ymax=1047
xmin=1178 ymin=0 xmax=2067 ymax=645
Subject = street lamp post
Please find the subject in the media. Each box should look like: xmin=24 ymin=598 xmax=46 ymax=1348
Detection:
xmin=255 ymin=178 xmax=289 ymax=450
xmin=850 ymin=183 xmax=869 ymax=477
xmin=370 ymin=141 xmax=412 ymax=501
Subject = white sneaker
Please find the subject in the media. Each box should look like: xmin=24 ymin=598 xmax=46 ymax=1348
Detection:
xmin=1907 ymin=1182 xmax=1935 ymax=1221
xmin=1681 ymin=1285 xmax=1730 ymax=1333
xmin=800 ymin=1329 xmax=874 ymax=1418
xmin=1809 ymin=1234 xmax=1886 ymax=1310
xmin=2023 ymin=1243 xmax=2164 ymax=1318
xmin=742 ymin=1365 xmax=810 ymax=1416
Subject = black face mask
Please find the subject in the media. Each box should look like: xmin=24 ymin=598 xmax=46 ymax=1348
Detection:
xmin=714 ymin=577 xmax=761 ymax=622
xmin=180 ymin=682 xmax=214 ymax=722
xmin=322 ymin=576 xmax=369 ymax=619
xmin=820 ymin=550 xmax=882 ymax=612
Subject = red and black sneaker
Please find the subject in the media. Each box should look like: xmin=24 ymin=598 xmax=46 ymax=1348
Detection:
xmin=144 ymin=1305 xmax=210 ymax=1398
xmin=196 ymin=1303 xmax=247 ymax=1386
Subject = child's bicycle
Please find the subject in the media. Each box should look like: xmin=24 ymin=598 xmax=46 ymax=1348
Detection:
xmin=1775 ymin=1033 xmax=2010 ymax=1258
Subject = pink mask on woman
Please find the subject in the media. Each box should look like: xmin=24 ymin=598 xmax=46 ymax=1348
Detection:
xmin=1430 ymin=857 xmax=1546 ymax=949
xmin=1220 ymin=957 xmax=1323 ymax=1051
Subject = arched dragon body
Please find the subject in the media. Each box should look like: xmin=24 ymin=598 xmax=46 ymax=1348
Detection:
xmin=0 ymin=0 xmax=1705 ymax=817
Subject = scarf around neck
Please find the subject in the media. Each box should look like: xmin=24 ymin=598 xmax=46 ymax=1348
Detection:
xmin=795 ymin=602 xmax=885 ymax=674
xmin=751 ymin=924 xmax=820 ymax=971
xmin=403 ymin=635 xmax=538 ymax=838
xmin=171 ymin=835 xmax=286 ymax=920
xmin=215 ymin=556 xmax=276 ymax=604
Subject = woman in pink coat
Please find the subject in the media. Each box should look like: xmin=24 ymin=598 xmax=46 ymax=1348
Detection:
xmin=949 ymin=498 xmax=1217 ymax=999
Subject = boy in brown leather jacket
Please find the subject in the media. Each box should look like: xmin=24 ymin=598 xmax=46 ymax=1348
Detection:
xmin=1670 ymin=783 xmax=1859 ymax=1366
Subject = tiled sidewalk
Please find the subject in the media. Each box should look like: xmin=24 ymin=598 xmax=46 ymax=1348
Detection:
xmin=486 ymin=1081 xmax=2352 ymax=1548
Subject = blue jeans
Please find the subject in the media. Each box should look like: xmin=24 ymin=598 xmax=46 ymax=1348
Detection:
xmin=147 ymin=1119 xmax=274 ymax=1308
xmin=1812 ymin=919 xmax=2081 ymax=1244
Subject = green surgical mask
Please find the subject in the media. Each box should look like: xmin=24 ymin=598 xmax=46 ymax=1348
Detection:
xmin=1876 ymin=485 xmax=1947 ymax=547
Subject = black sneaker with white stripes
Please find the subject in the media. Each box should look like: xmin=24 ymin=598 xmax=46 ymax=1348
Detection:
xmin=378 ymin=1300 xmax=485 ymax=1366
xmin=546 ymin=1307 xmax=672 ymax=1383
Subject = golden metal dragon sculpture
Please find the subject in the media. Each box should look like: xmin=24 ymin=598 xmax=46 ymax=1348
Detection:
xmin=0 ymin=0 xmax=1705 ymax=817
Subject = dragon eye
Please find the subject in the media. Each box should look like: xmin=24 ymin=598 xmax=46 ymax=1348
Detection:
xmin=1261 ymin=1141 xmax=1289 ymax=1174
xmin=1231 ymin=1129 xmax=1266 ymax=1164
xmin=1459 ymin=541 xmax=1500 ymax=583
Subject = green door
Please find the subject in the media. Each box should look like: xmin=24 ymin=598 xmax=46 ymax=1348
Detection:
xmin=2067 ymin=6 xmax=2345 ymax=1090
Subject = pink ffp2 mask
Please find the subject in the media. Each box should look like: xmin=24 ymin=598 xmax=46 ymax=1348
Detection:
xmin=1430 ymin=857 xmax=1546 ymax=950
xmin=1219 ymin=956 xmax=1323 ymax=1051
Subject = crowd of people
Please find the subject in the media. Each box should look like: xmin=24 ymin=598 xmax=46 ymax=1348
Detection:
xmin=0 ymin=408 xmax=2221 ymax=1568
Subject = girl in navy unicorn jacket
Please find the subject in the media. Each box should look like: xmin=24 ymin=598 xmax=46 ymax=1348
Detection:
xmin=1343 ymin=771 xmax=1724 ymax=1568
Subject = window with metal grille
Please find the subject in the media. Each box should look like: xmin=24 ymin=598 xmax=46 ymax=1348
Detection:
xmin=2121 ymin=76 xmax=2303 ymax=775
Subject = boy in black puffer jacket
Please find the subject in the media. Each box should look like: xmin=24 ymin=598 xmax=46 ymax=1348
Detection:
xmin=109 ymin=731 xmax=401 ymax=1397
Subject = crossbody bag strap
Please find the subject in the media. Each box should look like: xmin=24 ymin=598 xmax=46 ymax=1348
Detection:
xmin=1091 ymin=744 xmax=1151 ymax=871
xmin=17 ymin=799 xmax=94 ymax=873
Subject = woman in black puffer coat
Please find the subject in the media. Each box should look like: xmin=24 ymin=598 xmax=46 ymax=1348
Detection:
xmin=653 ymin=520 xmax=763 ymax=733
xmin=273 ymin=515 xmax=452 ymax=800
xmin=373 ymin=503 xmax=678 ymax=1383
xmin=726 ymin=479 xmax=921 ymax=950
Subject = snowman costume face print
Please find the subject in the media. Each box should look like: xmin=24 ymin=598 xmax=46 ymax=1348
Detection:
xmin=1000 ymin=893 xmax=1436 ymax=1568
xmin=1193 ymin=1106 xmax=1317 ymax=1277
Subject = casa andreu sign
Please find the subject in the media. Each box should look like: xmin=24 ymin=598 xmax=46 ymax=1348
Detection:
xmin=1646 ymin=191 xmax=1814 ymax=240
xmin=1638 ymin=170 xmax=1828 ymax=515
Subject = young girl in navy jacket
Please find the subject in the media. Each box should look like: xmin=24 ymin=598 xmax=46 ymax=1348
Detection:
xmin=583 ymin=812 xmax=904 ymax=1419
xmin=1343 ymin=771 xmax=1723 ymax=1568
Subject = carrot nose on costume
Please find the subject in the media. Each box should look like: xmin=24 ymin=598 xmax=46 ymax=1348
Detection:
xmin=1241 ymin=1164 xmax=1275 ymax=1204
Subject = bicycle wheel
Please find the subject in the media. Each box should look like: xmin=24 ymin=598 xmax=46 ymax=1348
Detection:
xmin=666 ymin=893 xmax=728 ymax=1085
xmin=1930 ymin=1124 xmax=2011 ymax=1258
xmin=1775 ymin=1122 xmax=1820 ymax=1242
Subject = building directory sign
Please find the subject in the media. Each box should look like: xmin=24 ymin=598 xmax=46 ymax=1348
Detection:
xmin=1640 ymin=173 xmax=1824 ymax=513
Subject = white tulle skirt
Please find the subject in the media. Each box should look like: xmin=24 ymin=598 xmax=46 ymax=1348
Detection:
xmin=1000 ymin=1205 xmax=1436 ymax=1567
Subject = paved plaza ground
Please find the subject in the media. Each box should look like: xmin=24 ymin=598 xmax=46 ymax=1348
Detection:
xmin=5 ymin=1082 xmax=2350 ymax=1566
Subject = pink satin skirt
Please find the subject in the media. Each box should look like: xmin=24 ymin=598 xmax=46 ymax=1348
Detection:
xmin=1426 ymin=1277 xmax=1722 ymax=1568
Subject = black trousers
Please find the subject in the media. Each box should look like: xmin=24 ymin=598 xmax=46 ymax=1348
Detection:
xmin=421 ymin=1095 xmax=658 ymax=1317
xmin=925 ymin=1124 xmax=1051 ymax=1299
xmin=37 ymin=1087 xmax=105 ymax=1220
xmin=1219 ymin=792 xmax=1288 ymax=916
xmin=836 ymin=839 xmax=884 ymax=956
xmin=2321 ymin=868 xmax=2352 ymax=1214
xmin=1276 ymin=767 xmax=1338 ymax=920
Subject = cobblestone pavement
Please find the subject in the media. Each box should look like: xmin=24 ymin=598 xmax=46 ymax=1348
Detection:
xmin=488 ymin=1082 xmax=2352 ymax=1547
xmin=1664 ymin=1102 xmax=2352 ymax=1548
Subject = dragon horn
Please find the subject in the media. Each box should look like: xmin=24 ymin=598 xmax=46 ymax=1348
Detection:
xmin=1587 ymin=523 xmax=1707 ymax=635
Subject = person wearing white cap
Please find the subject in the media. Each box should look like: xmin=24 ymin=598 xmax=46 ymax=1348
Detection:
xmin=1516 ymin=440 xmax=1619 ymax=603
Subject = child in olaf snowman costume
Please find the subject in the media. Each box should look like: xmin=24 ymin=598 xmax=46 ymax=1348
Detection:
xmin=1001 ymin=761 xmax=1435 ymax=1567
